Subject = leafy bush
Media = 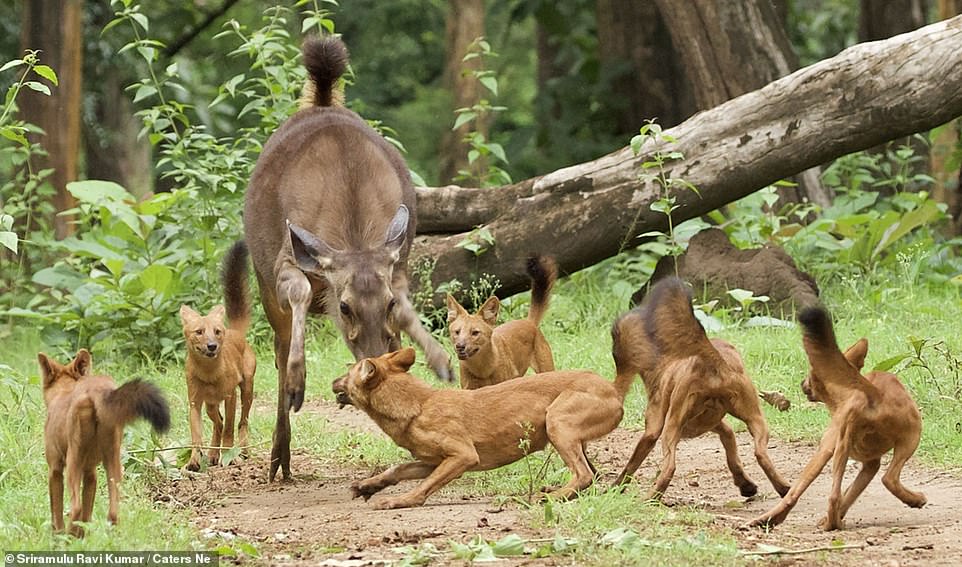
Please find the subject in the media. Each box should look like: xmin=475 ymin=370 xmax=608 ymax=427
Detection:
xmin=4 ymin=1 xmax=336 ymax=360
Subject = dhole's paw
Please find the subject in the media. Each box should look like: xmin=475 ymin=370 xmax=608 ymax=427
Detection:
xmin=747 ymin=512 xmax=783 ymax=530
xmin=817 ymin=515 xmax=844 ymax=531
xmin=185 ymin=458 xmax=201 ymax=472
xmin=208 ymin=451 xmax=220 ymax=467
xmin=908 ymin=494 xmax=927 ymax=508
xmin=371 ymin=495 xmax=421 ymax=510
xmin=350 ymin=480 xmax=380 ymax=500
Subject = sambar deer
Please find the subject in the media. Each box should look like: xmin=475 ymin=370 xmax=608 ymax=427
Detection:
xmin=234 ymin=36 xmax=453 ymax=481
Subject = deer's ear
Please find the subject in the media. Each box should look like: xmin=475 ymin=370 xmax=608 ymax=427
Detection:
xmin=383 ymin=205 xmax=409 ymax=263
xmin=288 ymin=220 xmax=338 ymax=273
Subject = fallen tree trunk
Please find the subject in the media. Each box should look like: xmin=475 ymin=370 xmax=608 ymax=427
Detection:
xmin=412 ymin=16 xmax=962 ymax=297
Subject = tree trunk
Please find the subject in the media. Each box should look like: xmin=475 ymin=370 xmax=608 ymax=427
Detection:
xmin=859 ymin=0 xmax=928 ymax=41
xmin=411 ymin=16 xmax=962 ymax=298
xmin=20 ymin=0 xmax=84 ymax=240
xmin=596 ymin=0 xmax=694 ymax=132
xmin=932 ymin=0 xmax=962 ymax=232
xmin=438 ymin=0 xmax=485 ymax=185
xmin=652 ymin=0 xmax=830 ymax=207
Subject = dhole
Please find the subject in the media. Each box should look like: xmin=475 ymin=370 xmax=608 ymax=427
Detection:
xmin=40 ymin=349 xmax=169 ymax=536
xmin=749 ymin=307 xmax=926 ymax=531
xmin=446 ymin=255 xmax=557 ymax=389
xmin=180 ymin=241 xmax=255 ymax=471
xmin=610 ymin=277 xmax=790 ymax=500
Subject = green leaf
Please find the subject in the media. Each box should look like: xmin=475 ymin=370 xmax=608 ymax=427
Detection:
xmin=452 ymin=111 xmax=476 ymax=130
xmin=487 ymin=142 xmax=507 ymax=163
xmin=130 ymin=12 xmax=149 ymax=32
xmin=0 ymin=59 xmax=24 ymax=73
xmin=492 ymin=534 xmax=525 ymax=556
xmin=67 ymin=180 xmax=133 ymax=204
xmin=133 ymin=84 xmax=157 ymax=103
xmin=0 ymin=126 xmax=28 ymax=146
xmin=32 ymin=64 xmax=58 ymax=85
xmin=873 ymin=353 xmax=912 ymax=372
xmin=139 ymin=264 xmax=173 ymax=295
xmin=32 ymin=266 xmax=85 ymax=290
xmin=0 ymin=231 xmax=17 ymax=254
xmin=23 ymin=81 xmax=51 ymax=96
xmin=220 ymin=445 xmax=242 ymax=467
xmin=479 ymin=75 xmax=498 ymax=96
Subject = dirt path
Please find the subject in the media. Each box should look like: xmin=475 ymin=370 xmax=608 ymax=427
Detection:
xmin=163 ymin=400 xmax=962 ymax=565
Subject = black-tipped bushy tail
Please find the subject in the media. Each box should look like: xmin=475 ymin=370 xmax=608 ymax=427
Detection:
xmin=302 ymin=36 xmax=349 ymax=107
xmin=526 ymin=255 xmax=558 ymax=326
xmin=105 ymin=379 xmax=171 ymax=433
xmin=797 ymin=306 xmax=838 ymax=351
xmin=222 ymin=240 xmax=252 ymax=332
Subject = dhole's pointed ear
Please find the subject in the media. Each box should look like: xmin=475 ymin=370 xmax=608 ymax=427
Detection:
xmin=288 ymin=219 xmax=337 ymax=273
xmin=37 ymin=352 xmax=57 ymax=388
xmin=843 ymin=338 xmax=868 ymax=371
xmin=71 ymin=349 xmax=92 ymax=377
xmin=180 ymin=304 xmax=199 ymax=324
xmin=383 ymin=205 xmax=409 ymax=263
xmin=358 ymin=359 xmax=379 ymax=386
xmin=387 ymin=347 xmax=417 ymax=372
xmin=446 ymin=294 xmax=466 ymax=323
xmin=208 ymin=304 xmax=226 ymax=322
xmin=478 ymin=296 xmax=500 ymax=326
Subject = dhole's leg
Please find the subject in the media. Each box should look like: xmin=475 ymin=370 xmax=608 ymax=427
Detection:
xmin=544 ymin=394 xmax=607 ymax=500
xmin=205 ymin=402 xmax=224 ymax=466
xmin=48 ymin=465 xmax=65 ymax=532
xmin=613 ymin=396 xmax=668 ymax=486
xmin=103 ymin=432 xmax=123 ymax=525
xmin=66 ymin=448 xmax=84 ymax=537
xmin=80 ymin=467 xmax=97 ymax=525
xmin=749 ymin=425 xmax=838 ymax=528
xmin=714 ymin=421 xmax=757 ymax=497
xmin=186 ymin=394 xmax=204 ymax=471
xmin=824 ymin=458 xmax=880 ymax=527
xmin=238 ymin=353 xmax=255 ymax=457
xmin=532 ymin=332 xmax=555 ymax=373
xmin=648 ymin=394 xmax=697 ymax=499
xmin=821 ymin=421 xmax=852 ymax=531
xmin=222 ymin=390 xmax=237 ymax=451
xmin=733 ymin=398 xmax=791 ymax=496
xmin=882 ymin=435 xmax=927 ymax=508
xmin=372 ymin=452 xmax=479 ymax=509
xmin=351 ymin=462 xmax=436 ymax=500
xmin=393 ymin=287 xmax=453 ymax=382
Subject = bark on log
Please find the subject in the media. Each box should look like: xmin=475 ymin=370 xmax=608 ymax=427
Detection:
xmin=411 ymin=16 xmax=962 ymax=298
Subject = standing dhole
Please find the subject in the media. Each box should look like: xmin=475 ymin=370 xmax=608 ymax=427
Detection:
xmin=40 ymin=349 xmax=169 ymax=536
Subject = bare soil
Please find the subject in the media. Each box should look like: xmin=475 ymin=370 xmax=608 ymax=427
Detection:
xmin=160 ymin=399 xmax=962 ymax=566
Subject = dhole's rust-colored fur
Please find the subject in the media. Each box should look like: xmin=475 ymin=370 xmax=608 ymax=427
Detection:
xmin=611 ymin=277 xmax=790 ymax=500
xmin=331 ymin=347 xmax=629 ymax=509
xmin=446 ymin=255 xmax=557 ymax=389
xmin=40 ymin=349 xmax=169 ymax=536
xmin=180 ymin=241 xmax=255 ymax=471
xmin=749 ymin=307 xmax=926 ymax=531
xmin=236 ymin=36 xmax=452 ymax=481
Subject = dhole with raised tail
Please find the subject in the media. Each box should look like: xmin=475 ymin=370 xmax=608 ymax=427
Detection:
xmin=180 ymin=241 xmax=256 ymax=471
xmin=234 ymin=36 xmax=453 ymax=481
xmin=749 ymin=306 xmax=926 ymax=531
xmin=610 ymin=276 xmax=790 ymax=500
xmin=40 ymin=349 xmax=169 ymax=536
xmin=446 ymin=255 xmax=557 ymax=389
